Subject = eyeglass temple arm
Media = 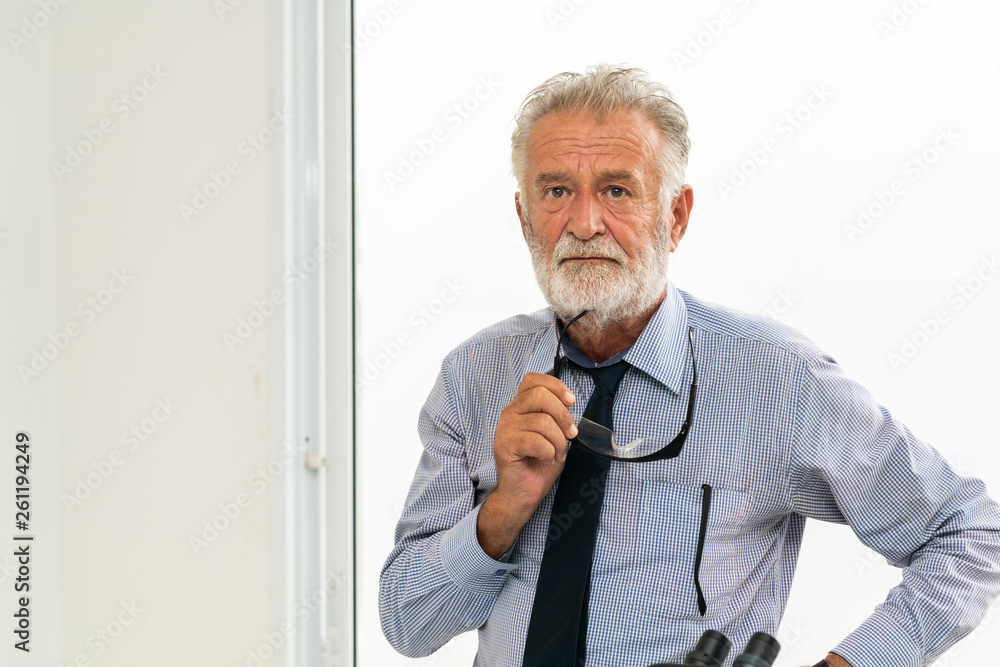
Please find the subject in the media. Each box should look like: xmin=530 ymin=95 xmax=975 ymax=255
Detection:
xmin=678 ymin=326 xmax=697 ymax=435
xmin=551 ymin=310 xmax=590 ymax=378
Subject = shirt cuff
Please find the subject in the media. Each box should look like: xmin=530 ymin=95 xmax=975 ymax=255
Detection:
xmin=833 ymin=610 xmax=921 ymax=667
xmin=439 ymin=502 xmax=520 ymax=596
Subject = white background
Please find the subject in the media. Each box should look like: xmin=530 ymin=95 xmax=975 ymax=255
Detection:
xmin=2 ymin=0 xmax=998 ymax=666
xmin=355 ymin=0 xmax=1000 ymax=666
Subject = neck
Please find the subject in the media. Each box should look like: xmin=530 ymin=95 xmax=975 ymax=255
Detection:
xmin=562 ymin=291 xmax=665 ymax=364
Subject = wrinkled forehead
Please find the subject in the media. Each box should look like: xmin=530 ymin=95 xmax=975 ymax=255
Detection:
xmin=525 ymin=109 xmax=663 ymax=178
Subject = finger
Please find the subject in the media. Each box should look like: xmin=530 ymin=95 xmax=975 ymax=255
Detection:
xmin=506 ymin=429 xmax=563 ymax=463
xmin=511 ymin=385 xmax=578 ymax=440
xmin=496 ymin=412 xmax=568 ymax=462
xmin=519 ymin=372 xmax=575 ymax=406
xmin=520 ymin=412 xmax=572 ymax=462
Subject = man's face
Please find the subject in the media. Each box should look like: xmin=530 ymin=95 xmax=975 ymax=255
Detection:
xmin=515 ymin=109 xmax=688 ymax=329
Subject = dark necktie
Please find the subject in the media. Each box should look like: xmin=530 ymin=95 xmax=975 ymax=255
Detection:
xmin=522 ymin=360 xmax=630 ymax=667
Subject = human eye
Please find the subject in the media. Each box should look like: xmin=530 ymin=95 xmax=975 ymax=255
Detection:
xmin=545 ymin=186 xmax=568 ymax=199
xmin=606 ymin=186 xmax=628 ymax=199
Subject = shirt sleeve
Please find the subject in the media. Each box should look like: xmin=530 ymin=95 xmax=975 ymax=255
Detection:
xmin=378 ymin=356 xmax=519 ymax=658
xmin=789 ymin=351 xmax=1000 ymax=667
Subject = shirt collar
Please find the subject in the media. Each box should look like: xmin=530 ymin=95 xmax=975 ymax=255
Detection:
xmin=527 ymin=282 xmax=689 ymax=394
xmin=561 ymin=334 xmax=628 ymax=369
xmin=622 ymin=282 xmax=688 ymax=394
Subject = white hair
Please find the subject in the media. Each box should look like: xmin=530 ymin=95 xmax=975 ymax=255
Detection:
xmin=522 ymin=207 xmax=672 ymax=331
xmin=510 ymin=64 xmax=691 ymax=212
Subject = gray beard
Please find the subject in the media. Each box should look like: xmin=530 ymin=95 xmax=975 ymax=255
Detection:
xmin=523 ymin=212 xmax=672 ymax=331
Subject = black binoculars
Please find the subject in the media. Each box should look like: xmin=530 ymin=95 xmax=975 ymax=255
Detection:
xmin=650 ymin=629 xmax=780 ymax=667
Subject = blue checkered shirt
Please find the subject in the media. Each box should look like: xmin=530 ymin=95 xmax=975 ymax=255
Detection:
xmin=379 ymin=283 xmax=1000 ymax=667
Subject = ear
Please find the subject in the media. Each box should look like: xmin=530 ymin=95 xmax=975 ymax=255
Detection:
xmin=667 ymin=185 xmax=694 ymax=251
xmin=515 ymin=192 xmax=528 ymax=243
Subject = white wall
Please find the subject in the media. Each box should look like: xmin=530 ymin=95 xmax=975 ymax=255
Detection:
xmin=1 ymin=1 xmax=284 ymax=665
xmin=5 ymin=2 xmax=998 ymax=665
xmin=355 ymin=1 xmax=1000 ymax=665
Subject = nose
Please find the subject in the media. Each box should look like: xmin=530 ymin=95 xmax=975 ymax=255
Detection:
xmin=565 ymin=190 xmax=605 ymax=240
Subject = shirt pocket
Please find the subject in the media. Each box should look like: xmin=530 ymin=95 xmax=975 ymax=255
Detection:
xmin=627 ymin=480 xmax=749 ymax=620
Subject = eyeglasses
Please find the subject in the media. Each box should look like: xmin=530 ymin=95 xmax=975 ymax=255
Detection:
xmin=550 ymin=311 xmax=697 ymax=462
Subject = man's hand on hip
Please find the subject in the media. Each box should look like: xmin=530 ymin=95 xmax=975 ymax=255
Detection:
xmin=477 ymin=372 xmax=578 ymax=559
xmin=806 ymin=652 xmax=854 ymax=667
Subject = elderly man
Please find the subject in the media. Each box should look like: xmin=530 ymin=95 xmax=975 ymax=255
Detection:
xmin=378 ymin=65 xmax=1000 ymax=667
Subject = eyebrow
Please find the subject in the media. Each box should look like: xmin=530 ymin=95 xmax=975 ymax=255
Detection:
xmin=600 ymin=171 xmax=640 ymax=189
xmin=534 ymin=171 xmax=570 ymax=187
xmin=533 ymin=170 xmax=641 ymax=188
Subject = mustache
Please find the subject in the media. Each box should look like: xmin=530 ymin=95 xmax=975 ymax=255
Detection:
xmin=552 ymin=236 xmax=627 ymax=265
